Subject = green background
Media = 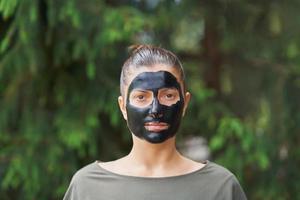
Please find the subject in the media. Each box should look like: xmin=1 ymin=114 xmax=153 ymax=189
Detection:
xmin=1 ymin=0 xmax=300 ymax=199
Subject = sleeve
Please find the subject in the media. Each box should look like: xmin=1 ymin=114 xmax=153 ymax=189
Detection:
xmin=231 ymin=176 xmax=247 ymax=200
xmin=63 ymin=177 xmax=79 ymax=200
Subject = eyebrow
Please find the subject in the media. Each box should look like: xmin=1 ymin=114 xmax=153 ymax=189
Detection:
xmin=158 ymin=87 xmax=178 ymax=91
xmin=131 ymin=89 xmax=150 ymax=93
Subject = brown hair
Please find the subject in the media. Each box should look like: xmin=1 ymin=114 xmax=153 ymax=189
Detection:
xmin=120 ymin=44 xmax=185 ymax=96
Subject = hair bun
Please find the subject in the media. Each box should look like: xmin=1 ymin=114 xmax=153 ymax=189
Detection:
xmin=127 ymin=44 xmax=150 ymax=55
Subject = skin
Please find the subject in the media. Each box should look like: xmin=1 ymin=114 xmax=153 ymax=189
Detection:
xmin=98 ymin=64 xmax=206 ymax=177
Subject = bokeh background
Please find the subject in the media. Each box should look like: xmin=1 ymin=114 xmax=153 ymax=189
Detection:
xmin=1 ymin=0 xmax=300 ymax=199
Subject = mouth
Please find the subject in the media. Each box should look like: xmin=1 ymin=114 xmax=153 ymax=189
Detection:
xmin=144 ymin=122 xmax=169 ymax=132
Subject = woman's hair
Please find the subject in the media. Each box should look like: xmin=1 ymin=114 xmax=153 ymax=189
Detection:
xmin=120 ymin=44 xmax=185 ymax=96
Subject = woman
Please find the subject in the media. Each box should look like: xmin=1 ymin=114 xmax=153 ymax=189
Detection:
xmin=63 ymin=45 xmax=247 ymax=200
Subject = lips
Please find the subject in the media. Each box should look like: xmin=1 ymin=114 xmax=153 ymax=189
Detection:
xmin=144 ymin=122 xmax=169 ymax=132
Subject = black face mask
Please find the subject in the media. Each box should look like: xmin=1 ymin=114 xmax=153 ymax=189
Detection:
xmin=126 ymin=71 xmax=184 ymax=144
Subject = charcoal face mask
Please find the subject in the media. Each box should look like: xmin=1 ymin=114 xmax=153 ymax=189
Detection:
xmin=126 ymin=71 xmax=184 ymax=144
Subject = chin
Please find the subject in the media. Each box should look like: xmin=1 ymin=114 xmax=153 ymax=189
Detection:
xmin=143 ymin=132 xmax=175 ymax=144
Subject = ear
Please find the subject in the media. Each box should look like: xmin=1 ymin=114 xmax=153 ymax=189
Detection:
xmin=118 ymin=96 xmax=127 ymax=120
xmin=182 ymin=92 xmax=191 ymax=117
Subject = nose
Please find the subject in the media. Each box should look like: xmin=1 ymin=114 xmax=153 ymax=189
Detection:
xmin=149 ymin=98 xmax=162 ymax=118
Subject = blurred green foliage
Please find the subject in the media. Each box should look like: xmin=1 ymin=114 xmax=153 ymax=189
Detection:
xmin=1 ymin=0 xmax=300 ymax=199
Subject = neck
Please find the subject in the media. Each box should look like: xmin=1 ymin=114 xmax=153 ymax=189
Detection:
xmin=126 ymin=135 xmax=182 ymax=169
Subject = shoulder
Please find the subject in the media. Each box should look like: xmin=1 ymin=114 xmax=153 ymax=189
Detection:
xmin=203 ymin=161 xmax=235 ymax=179
xmin=203 ymin=161 xmax=247 ymax=199
xmin=63 ymin=162 xmax=98 ymax=200
xmin=199 ymin=161 xmax=242 ymax=190
xmin=70 ymin=161 xmax=98 ymax=185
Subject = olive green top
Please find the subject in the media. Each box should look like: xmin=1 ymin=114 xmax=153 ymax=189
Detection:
xmin=63 ymin=160 xmax=247 ymax=200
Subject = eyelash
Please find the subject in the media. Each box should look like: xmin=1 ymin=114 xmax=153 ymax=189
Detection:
xmin=165 ymin=93 xmax=175 ymax=99
xmin=131 ymin=91 xmax=177 ymax=103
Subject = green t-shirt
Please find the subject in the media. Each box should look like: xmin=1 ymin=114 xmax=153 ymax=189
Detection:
xmin=63 ymin=160 xmax=247 ymax=200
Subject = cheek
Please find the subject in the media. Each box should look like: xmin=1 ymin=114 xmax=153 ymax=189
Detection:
xmin=161 ymin=102 xmax=184 ymax=120
xmin=172 ymin=104 xmax=183 ymax=114
xmin=126 ymin=104 xmax=149 ymax=119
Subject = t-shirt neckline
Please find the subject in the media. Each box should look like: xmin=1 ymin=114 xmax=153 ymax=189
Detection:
xmin=95 ymin=160 xmax=210 ymax=180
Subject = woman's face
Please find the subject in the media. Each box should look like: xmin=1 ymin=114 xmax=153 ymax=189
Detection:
xmin=118 ymin=65 xmax=190 ymax=144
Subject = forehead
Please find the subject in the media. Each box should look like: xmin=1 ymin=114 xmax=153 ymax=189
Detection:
xmin=124 ymin=65 xmax=182 ymax=94
xmin=128 ymin=71 xmax=180 ymax=92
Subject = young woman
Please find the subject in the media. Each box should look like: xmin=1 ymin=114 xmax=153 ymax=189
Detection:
xmin=63 ymin=45 xmax=247 ymax=200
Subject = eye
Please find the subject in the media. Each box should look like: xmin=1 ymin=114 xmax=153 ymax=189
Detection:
xmin=136 ymin=95 xmax=145 ymax=101
xmin=158 ymin=89 xmax=180 ymax=106
xmin=166 ymin=93 xmax=174 ymax=99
